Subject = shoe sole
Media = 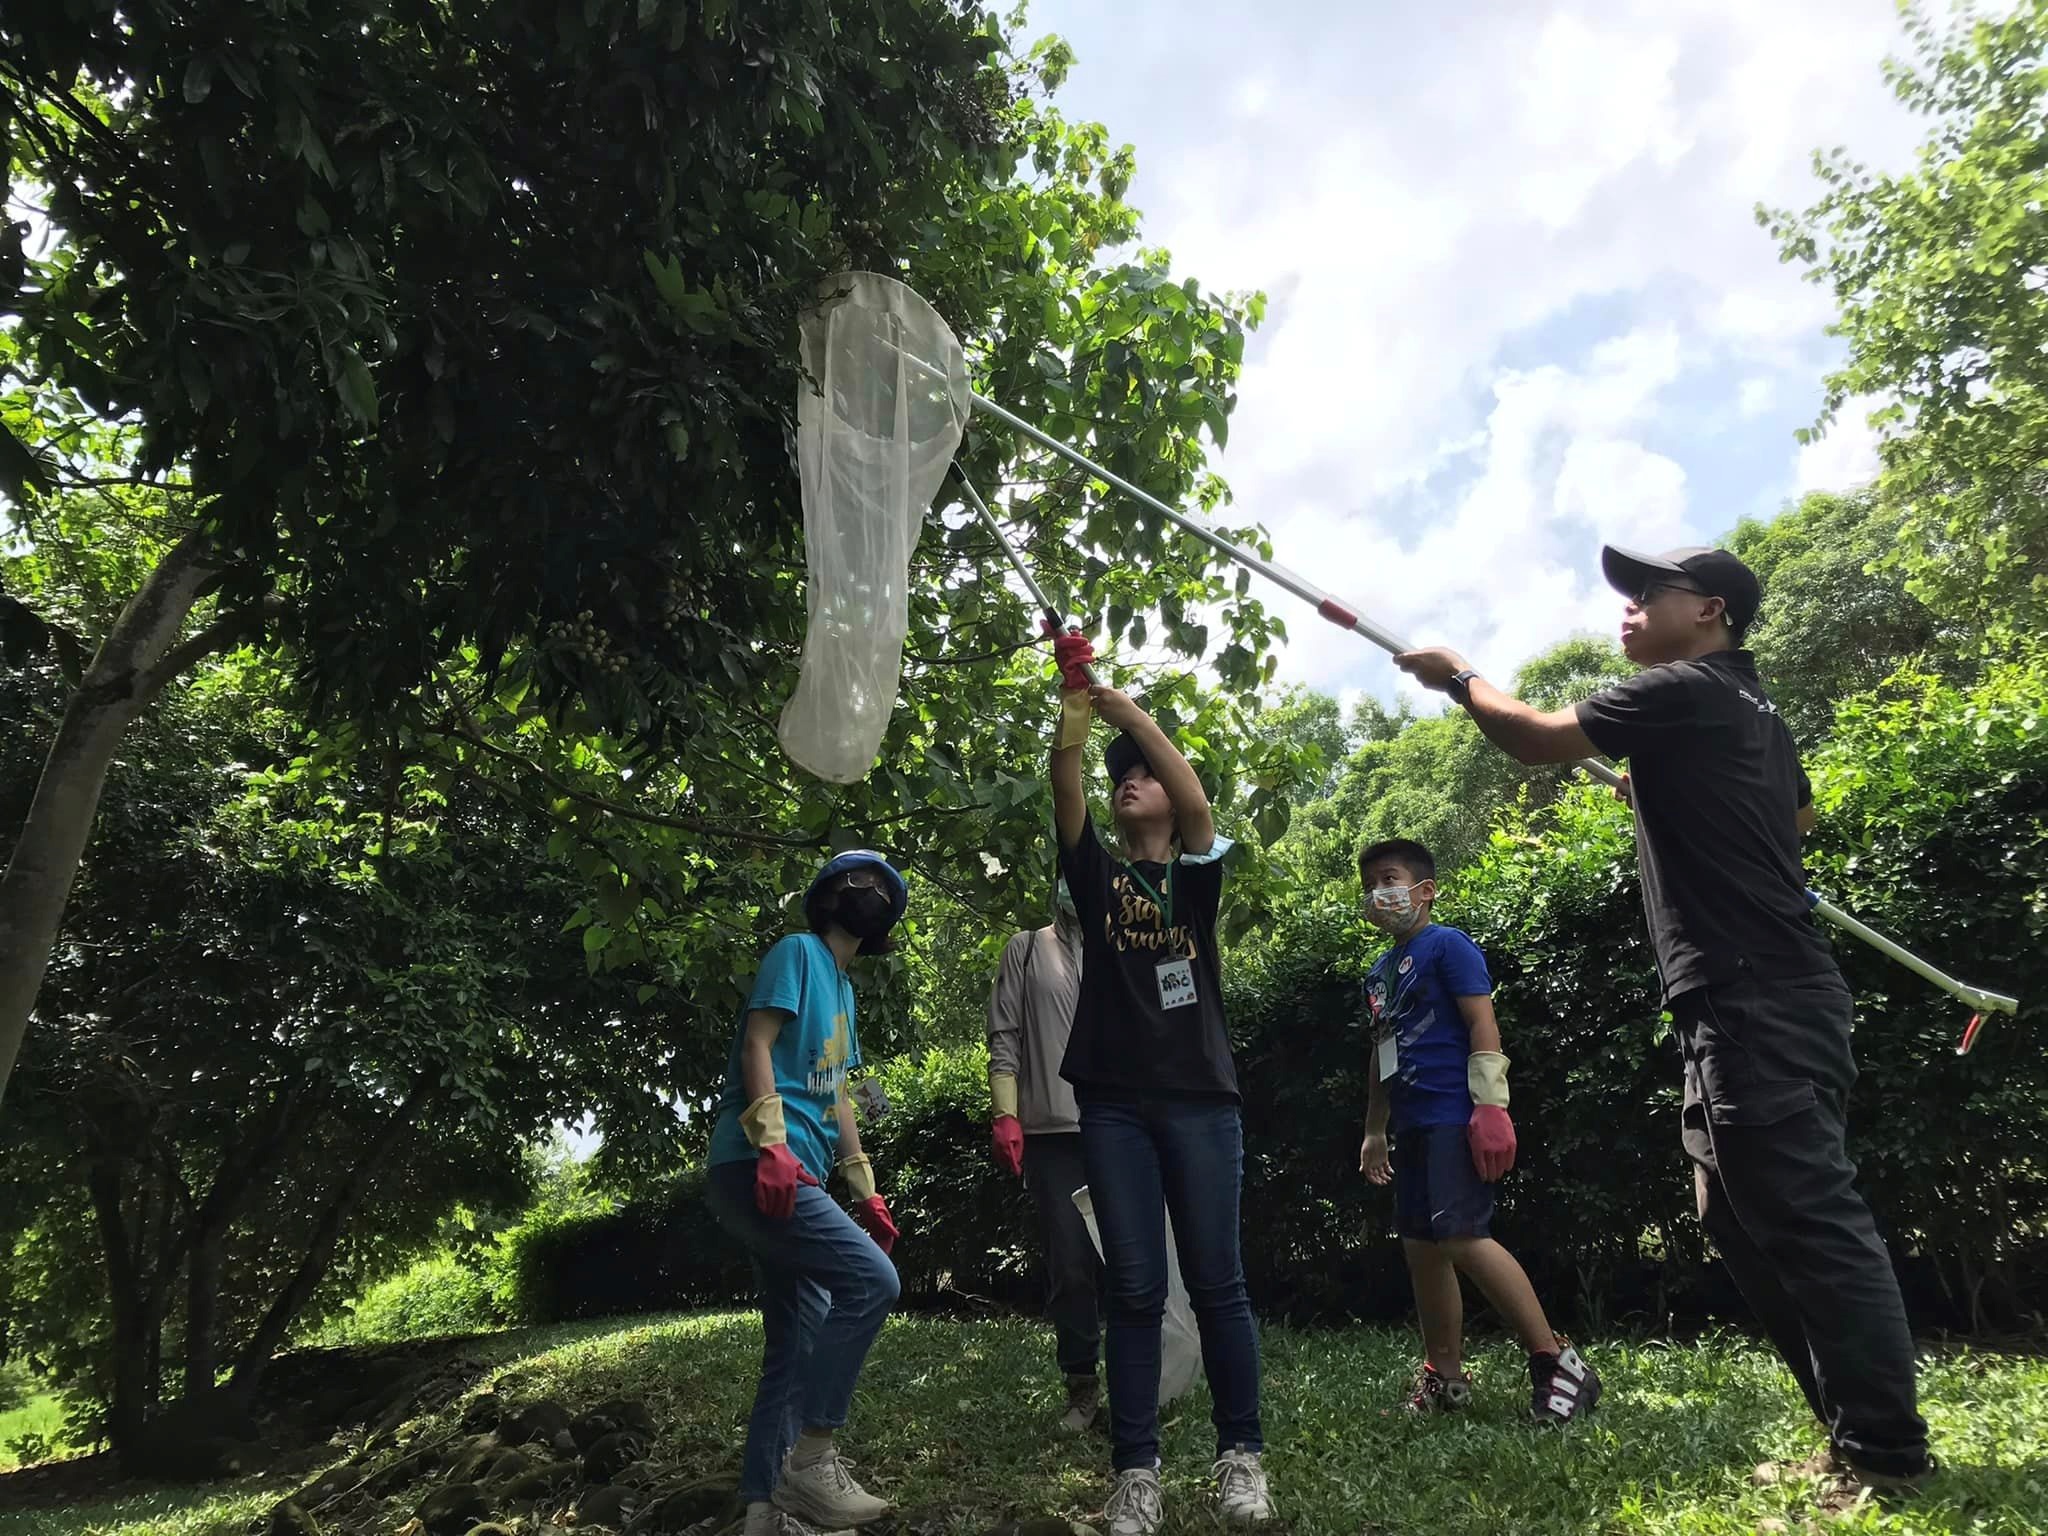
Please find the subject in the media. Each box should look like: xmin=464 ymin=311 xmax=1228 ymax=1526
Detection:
xmin=774 ymin=1486 xmax=892 ymax=1529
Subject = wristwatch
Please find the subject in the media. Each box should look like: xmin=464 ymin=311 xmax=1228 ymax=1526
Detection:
xmin=1445 ymin=669 xmax=1479 ymax=707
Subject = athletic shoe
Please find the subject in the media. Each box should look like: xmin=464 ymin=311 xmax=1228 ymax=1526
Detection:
xmin=1529 ymin=1338 xmax=1601 ymax=1423
xmin=1818 ymin=1452 xmax=1939 ymax=1514
xmin=1751 ymin=1447 xmax=1845 ymax=1487
xmin=1404 ymin=1362 xmax=1474 ymax=1414
xmin=745 ymin=1507 xmax=853 ymax=1536
xmin=1212 ymin=1447 xmax=1274 ymax=1525
xmin=1103 ymin=1466 xmax=1163 ymax=1536
xmin=774 ymin=1445 xmax=891 ymax=1528
xmin=1754 ymin=1447 xmax=1939 ymax=1507
xmin=1061 ymin=1373 xmax=1101 ymax=1433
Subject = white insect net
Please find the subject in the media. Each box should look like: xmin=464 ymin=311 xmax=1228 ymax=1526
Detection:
xmin=778 ymin=272 xmax=970 ymax=783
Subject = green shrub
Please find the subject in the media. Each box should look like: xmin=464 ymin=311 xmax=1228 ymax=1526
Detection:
xmin=308 ymin=1254 xmax=500 ymax=1345
xmin=507 ymin=655 xmax=2045 ymax=1332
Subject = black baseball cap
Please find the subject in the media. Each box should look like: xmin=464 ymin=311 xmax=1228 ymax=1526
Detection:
xmin=1600 ymin=545 xmax=1762 ymax=633
xmin=1104 ymin=731 xmax=1147 ymax=787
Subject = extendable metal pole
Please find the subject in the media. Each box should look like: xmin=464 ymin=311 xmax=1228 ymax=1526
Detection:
xmin=953 ymin=387 xmax=2019 ymax=1020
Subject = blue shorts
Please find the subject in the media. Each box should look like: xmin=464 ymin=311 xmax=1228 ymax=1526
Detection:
xmin=1393 ymin=1122 xmax=1494 ymax=1242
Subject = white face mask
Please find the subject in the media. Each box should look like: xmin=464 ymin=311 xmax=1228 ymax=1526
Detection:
xmin=1367 ymin=882 xmax=1431 ymax=934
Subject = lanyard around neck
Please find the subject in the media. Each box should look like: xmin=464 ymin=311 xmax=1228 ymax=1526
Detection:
xmin=1122 ymin=859 xmax=1173 ymax=933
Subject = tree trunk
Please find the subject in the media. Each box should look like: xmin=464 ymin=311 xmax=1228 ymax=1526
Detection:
xmin=182 ymin=1085 xmax=316 ymax=1402
xmin=223 ymin=1088 xmax=426 ymax=1411
xmin=0 ymin=528 xmax=224 ymax=1111
xmin=86 ymin=1159 xmax=152 ymax=1464
xmin=183 ymin=1236 xmax=225 ymax=1401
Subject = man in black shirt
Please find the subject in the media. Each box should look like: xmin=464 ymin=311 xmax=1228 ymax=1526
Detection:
xmin=1046 ymin=630 xmax=1271 ymax=1536
xmin=1394 ymin=545 xmax=1932 ymax=1491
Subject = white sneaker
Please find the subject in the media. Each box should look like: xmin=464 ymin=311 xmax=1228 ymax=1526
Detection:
xmin=1104 ymin=1466 xmax=1164 ymax=1536
xmin=1213 ymin=1448 xmax=1273 ymax=1525
xmin=744 ymin=1504 xmax=852 ymax=1536
xmin=773 ymin=1445 xmax=891 ymax=1528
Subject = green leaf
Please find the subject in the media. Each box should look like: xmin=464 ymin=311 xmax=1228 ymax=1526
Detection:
xmin=0 ymin=419 xmax=54 ymax=503
xmin=183 ymin=56 xmax=214 ymax=104
xmin=336 ymin=350 xmax=378 ymax=427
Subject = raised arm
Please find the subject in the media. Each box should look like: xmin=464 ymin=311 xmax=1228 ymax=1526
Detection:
xmin=1393 ymin=648 xmax=1598 ymax=765
xmin=1052 ymin=732 xmax=1087 ymax=850
xmin=1090 ymin=686 xmax=1216 ymax=855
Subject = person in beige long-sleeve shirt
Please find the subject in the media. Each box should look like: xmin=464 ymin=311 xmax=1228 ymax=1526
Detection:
xmin=988 ymin=881 xmax=1104 ymax=1431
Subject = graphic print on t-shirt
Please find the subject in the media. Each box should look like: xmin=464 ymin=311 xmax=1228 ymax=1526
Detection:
xmin=808 ymin=1015 xmax=852 ymax=1099
xmin=1106 ymin=868 xmax=1197 ymax=959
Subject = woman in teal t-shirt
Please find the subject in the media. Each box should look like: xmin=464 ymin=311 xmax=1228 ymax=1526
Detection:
xmin=704 ymin=850 xmax=906 ymax=1536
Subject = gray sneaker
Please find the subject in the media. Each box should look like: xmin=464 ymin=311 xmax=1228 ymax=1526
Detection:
xmin=1213 ymin=1448 xmax=1273 ymax=1525
xmin=774 ymin=1445 xmax=890 ymax=1529
xmin=1104 ymin=1466 xmax=1163 ymax=1536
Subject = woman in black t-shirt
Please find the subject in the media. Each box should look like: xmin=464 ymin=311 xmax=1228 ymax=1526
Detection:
xmin=1046 ymin=636 xmax=1271 ymax=1536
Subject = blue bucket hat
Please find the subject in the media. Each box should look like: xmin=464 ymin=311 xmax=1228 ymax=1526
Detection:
xmin=805 ymin=849 xmax=908 ymax=925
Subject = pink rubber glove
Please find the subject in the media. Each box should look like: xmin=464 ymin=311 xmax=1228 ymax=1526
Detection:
xmin=1046 ymin=625 xmax=1096 ymax=690
xmin=1468 ymin=1104 xmax=1517 ymax=1183
xmin=853 ymin=1195 xmax=899 ymax=1255
xmin=991 ymin=1115 xmax=1025 ymax=1178
xmin=755 ymin=1145 xmax=820 ymax=1220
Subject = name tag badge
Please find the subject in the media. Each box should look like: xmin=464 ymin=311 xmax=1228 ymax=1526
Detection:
xmin=1376 ymin=1033 xmax=1399 ymax=1081
xmin=852 ymin=1078 xmax=889 ymax=1120
xmin=1155 ymin=957 xmax=1197 ymax=1010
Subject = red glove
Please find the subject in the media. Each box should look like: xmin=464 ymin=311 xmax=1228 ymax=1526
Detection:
xmin=991 ymin=1115 xmax=1025 ymax=1178
xmin=1043 ymin=621 xmax=1095 ymax=690
xmin=1468 ymin=1104 xmax=1517 ymax=1183
xmin=853 ymin=1195 xmax=899 ymax=1255
xmin=755 ymin=1145 xmax=820 ymax=1220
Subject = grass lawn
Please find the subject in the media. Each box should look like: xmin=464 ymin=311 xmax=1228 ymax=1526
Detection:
xmin=1 ymin=1314 xmax=2042 ymax=1536
xmin=0 ymin=1388 xmax=72 ymax=1472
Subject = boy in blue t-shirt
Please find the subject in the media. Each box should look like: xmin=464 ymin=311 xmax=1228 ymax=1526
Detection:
xmin=704 ymin=850 xmax=906 ymax=1536
xmin=1356 ymin=838 xmax=1601 ymax=1423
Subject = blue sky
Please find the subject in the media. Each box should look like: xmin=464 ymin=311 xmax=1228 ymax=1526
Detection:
xmin=1017 ymin=0 xmax=1941 ymax=709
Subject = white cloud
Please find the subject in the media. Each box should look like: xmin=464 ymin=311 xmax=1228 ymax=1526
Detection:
xmin=1231 ymin=75 xmax=1274 ymax=120
xmin=1793 ymin=402 xmax=1884 ymax=494
xmin=1513 ymin=13 xmax=1693 ymax=229
xmin=1257 ymin=327 xmax=1686 ymax=690
xmin=1024 ymin=0 xmax=1944 ymax=698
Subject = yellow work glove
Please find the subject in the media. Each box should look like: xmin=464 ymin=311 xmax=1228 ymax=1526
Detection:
xmin=990 ymin=1072 xmax=1020 ymax=1120
xmin=1467 ymin=1051 xmax=1511 ymax=1109
xmin=837 ymin=1152 xmax=878 ymax=1202
xmin=739 ymin=1093 xmax=789 ymax=1148
xmin=1054 ymin=689 xmax=1093 ymax=750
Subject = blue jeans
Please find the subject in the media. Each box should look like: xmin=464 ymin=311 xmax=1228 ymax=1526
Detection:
xmin=705 ymin=1160 xmax=901 ymax=1501
xmin=1079 ymin=1097 xmax=1263 ymax=1471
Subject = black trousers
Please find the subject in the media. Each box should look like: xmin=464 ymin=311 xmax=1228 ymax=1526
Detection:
xmin=1674 ymin=971 xmax=1929 ymax=1476
xmin=1023 ymin=1131 xmax=1103 ymax=1377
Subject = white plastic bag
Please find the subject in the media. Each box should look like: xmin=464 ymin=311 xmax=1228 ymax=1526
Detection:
xmin=778 ymin=272 xmax=970 ymax=783
xmin=1071 ymin=1185 xmax=1205 ymax=1404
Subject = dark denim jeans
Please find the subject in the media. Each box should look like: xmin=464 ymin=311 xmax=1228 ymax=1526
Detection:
xmin=1078 ymin=1096 xmax=1263 ymax=1471
xmin=705 ymin=1160 xmax=901 ymax=1501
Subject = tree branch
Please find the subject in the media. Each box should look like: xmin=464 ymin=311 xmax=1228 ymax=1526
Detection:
xmin=428 ymin=712 xmax=828 ymax=849
xmin=903 ymin=638 xmax=1042 ymax=668
xmin=138 ymin=594 xmax=286 ymax=698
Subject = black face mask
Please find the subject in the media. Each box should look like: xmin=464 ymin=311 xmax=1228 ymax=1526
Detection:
xmin=833 ymin=886 xmax=895 ymax=940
